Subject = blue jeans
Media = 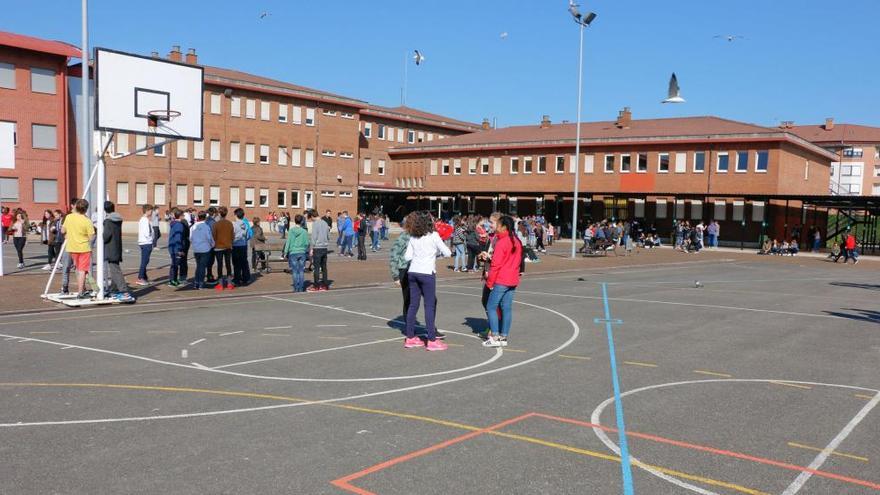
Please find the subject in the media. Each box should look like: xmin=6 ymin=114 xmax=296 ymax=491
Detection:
xmin=169 ymin=247 xmax=182 ymax=281
xmin=708 ymin=234 xmax=717 ymax=247
xmin=406 ymin=272 xmax=437 ymax=341
xmin=486 ymin=284 xmax=516 ymax=337
xmin=371 ymin=231 xmax=380 ymax=250
xmin=193 ymin=251 xmax=211 ymax=288
xmin=138 ymin=244 xmax=152 ymax=280
xmin=453 ymin=243 xmax=466 ymax=270
xmin=342 ymin=234 xmax=354 ymax=255
xmin=288 ymin=253 xmax=306 ymax=291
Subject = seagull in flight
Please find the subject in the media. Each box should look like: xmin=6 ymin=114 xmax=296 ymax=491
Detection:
xmin=259 ymin=11 xmax=270 ymax=19
xmin=500 ymin=31 xmax=508 ymax=39
xmin=413 ymin=50 xmax=425 ymax=66
xmin=662 ymin=72 xmax=685 ymax=104
xmin=714 ymin=34 xmax=744 ymax=42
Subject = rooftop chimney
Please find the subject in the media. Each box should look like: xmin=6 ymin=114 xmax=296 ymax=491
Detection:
xmin=150 ymin=51 xmax=160 ymax=58
xmin=824 ymin=117 xmax=834 ymax=131
xmin=168 ymin=45 xmax=182 ymax=62
xmin=779 ymin=121 xmax=794 ymax=129
xmin=481 ymin=118 xmax=491 ymax=130
xmin=540 ymin=115 xmax=551 ymax=129
xmin=615 ymin=107 xmax=632 ymax=129
xmin=185 ymin=48 xmax=198 ymax=65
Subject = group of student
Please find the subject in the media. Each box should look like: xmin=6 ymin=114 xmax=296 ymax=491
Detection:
xmin=1 ymin=206 xmax=32 ymax=269
xmin=828 ymin=232 xmax=861 ymax=264
xmin=760 ymin=238 xmax=800 ymax=256
xmin=332 ymin=211 xmax=389 ymax=260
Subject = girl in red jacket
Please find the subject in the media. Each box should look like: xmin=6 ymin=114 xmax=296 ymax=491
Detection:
xmin=483 ymin=215 xmax=523 ymax=348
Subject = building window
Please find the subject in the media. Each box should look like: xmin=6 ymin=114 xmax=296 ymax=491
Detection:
xmin=245 ymin=99 xmax=256 ymax=119
xmin=427 ymin=133 xmax=434 ymax=141
xmin=690 ymin=200 xmax=702 ymax=219
xmin=230 ymin=142 xmax=240 ymax=162
xmin=176 ymin=184 xmax=188 ymax=205
xmin=260 ymin=144 xmax=270 ymax=164
xmin=322 ymin=109 xmax=337 ymax=116
xmin=134 ymin=183 xmax=148 ymax=205
xmin=538 ymin=156 xmax=547 ymax=173
xmin=636 ymin=153 xmax=648 ymax=173
xmin=751 ymin=201 xmax=765 ymax=222
xmin=429 ymin=159 xmax=438 ymax=175
xmin=305 ymin=108 xmax=316 ymax=126
xmin=260 ymin=101 xmax=270 ymax=121
xmin=717 ymin=152 xmax=729 ymax=172
xmin=278 ymin=146 xmax=288 ymax=166
xmin=176 ymin=139 xmax=187 ymax=159
xmin=340 ymin=151 xmax=353 ymax=159
xmin=442 ymin=159 xmax=450 ymax=175
xmin=229 ymin=187 xmax=240 ymax=207
xmin=153 ymin=139 xmax=165 ymax=157
xmin=304 ymin=190 xmax=314 ymax=209
xmin=277 ymin=190 xmax=286 ymax=207
xmin=634 ymin=199 xmax=645 ymax=218
xmin=278 ymin=104 xmax=288 ymax=123
xmin=694 ymin=151 xmax=705 ymax=172
xmin=407 ymin=130 xmax=415 ymax=144
xmin=210 ymin=140 xmax=221 ymax=161
xmin=193 ymin=185 xmax=204 ymax=206
xmin=675 ymin=200 xmax=686 ymax=219
xmin=732 ymin=200 xmax=744 ymax=221
xmin=305 ymin=149 xmax=315 ymax=167
xmin=841 ymin=164 xmax=862 ymax=176
xmin=339 ymin=190 xmax=353 ymax=198
xmin=116 ymin=182 xmax=129 ymax=205
xmin=209 ymin=186 xmax=220 ymax=206
xmin=114 ymin=133 xmax=128 ymax=154
xmin=291 ymin=148 xmax=301 ymax=167
xmin=244 ymin=187 xmax=254 ymax=207
xmin=210 ymin=94 xmax=221 ymax=114
xmin=842 ymin=147 xmax=863 ymax=158
xmin=321 ymin=190 xmax=335 ymax=197
xmin=524 ymin=157 xmax=533 ymax=174
xmin=259 ymin=188 xmax=269 ymax=207
xmin=193 ymin=140 xmax=204 ymax=160
xmin=377 ymin=159 xmax=385 ymax=175
xmin=510 ymin=157 xmax=520 ymax=174
xmin=292 ymin=106 xmax=302 ymax=124
xmin=554 ymin=156 xmax=565 ymax=174
xmin=231 ymin=97 xmax=241 ymax=117
xmin=396 ymin=128 xmax=405 ymax=143
xmin=492 ymin=157 xmax=501 ymax=175
xmin=290 ymin=190 xmax=300 ymax=208
xmin=31 ymin=124 xmax=56 ymax=149
xmin=604 ymin=155 xmax=614 ymax=173
xmin=136 ymin=135 xmax=147 ymax=155
xmin=655 ymin=200 xmax=667 ymax=219
xmin=0 ymin=63 xmax=15 ymax=89
xmin=321 ymin=149 xmax=336 ymax=157
xmin=245 ymin=143 xmax=255 ymax=164
xmin=620 ymin=154 xmax=631 ymax=173
xmin=736 ymin=151 xmax=748 ymax=172
xmin=341 ymin=112 xmax=354 ymax=119
xmin=364 ymin=157 xmax=373 ymax=174
xmin=658 ymin=153 xmax=670 ymax=173
xmin=364 ymin=123 xmax=372 ymax=138
xmin=453 ymin=159 xmax=462 ymax=175
xmin=30 ymin=67 xmax=56 ymax=94
xmin=482 ymin=158 xmax=490 ymax=175
xmin=154 ymin=184 xmax=165 ymax=206
xmin=713 ymin=200 xmax=726 ymax=221
xmin=0 ymin=178 xmax=18 ymax=201
xmin=377 ymin=124 xmax=386 ymax=140
xmin=583 ymin=154 xmax=594 ymax=173
xmin=468 ymin=158 xmax=477 ymax=175
xmin=675 ymin=152 xmax=687 ymax=173
xmin=755 ymin=151 xmax=769 ymax=172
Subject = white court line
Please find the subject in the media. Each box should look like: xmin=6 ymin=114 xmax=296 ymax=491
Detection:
xmin=60 ymin=346 xmax=74 ymax=350
xmin=264 ymin=325 xmax=292 ymax=330
xmin=780 ymin=392 xmax=880 ymax=495
xmin=218 ymin=331 xmax=244 ymax=337
xmin=188 ymin=339 xmax=206 ymax=346
xmin=210 ymin=338 xmax=401 ymax=369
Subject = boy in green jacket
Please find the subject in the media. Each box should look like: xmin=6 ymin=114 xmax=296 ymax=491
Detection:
xmin=283 ymin=214 xmax=310 ymax=292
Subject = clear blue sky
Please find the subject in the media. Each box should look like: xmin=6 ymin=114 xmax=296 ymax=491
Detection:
xmin=5 ymin=0 xmax=879 ymax=128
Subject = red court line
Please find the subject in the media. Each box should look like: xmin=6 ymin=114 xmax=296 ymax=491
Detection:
xmin=533 ymin=413 xmax=880 ymax=491
xmin=331 ymin=413 xmax=536 ymax=495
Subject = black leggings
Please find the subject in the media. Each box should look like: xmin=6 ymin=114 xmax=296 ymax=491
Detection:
xmin=214 ymin=249 xmax=232 ymax=279
xmin=13 ymin=237 xmax=26 ymax=264
xmin=47 ymin=243 xmax=57 ymax=264
xmin=535 ymin=234 xmax=545 ymax=250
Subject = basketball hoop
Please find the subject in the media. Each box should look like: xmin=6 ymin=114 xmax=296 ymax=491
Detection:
xmin=146 ymin=109 xmax=182 ymax=128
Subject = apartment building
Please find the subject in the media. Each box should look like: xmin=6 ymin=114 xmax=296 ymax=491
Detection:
xmin=0 ymin=31 xmax=79 ymax=214
xmin=789 ymin=119 xmax=880 ymax=196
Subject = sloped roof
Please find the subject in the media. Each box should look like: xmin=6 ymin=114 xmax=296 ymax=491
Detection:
xmin=362 ymin=104 xmax=481 ymax=132
xmin=0 ymin=30 xmax=80 ymax=58
xmin=789 ymin=123 xmax=880 ymax=145
xmin=389 ymin=116 xmax=837 ymax=160
xmin=203 ymin=65 xmax=367 ymax=108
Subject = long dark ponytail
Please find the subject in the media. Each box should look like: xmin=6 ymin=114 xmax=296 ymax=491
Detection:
xmin=499 ymin=215 xmax=519 ymax=253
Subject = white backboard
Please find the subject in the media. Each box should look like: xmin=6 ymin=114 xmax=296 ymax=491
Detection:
xmin=95 ymin=48 xmax=204 ymax=141
xmin=0 ymin=122 xmax=13 ymax=169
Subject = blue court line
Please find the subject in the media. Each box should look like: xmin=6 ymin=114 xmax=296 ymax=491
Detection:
xmin=600 ymin=282 xmax=635 ymax=495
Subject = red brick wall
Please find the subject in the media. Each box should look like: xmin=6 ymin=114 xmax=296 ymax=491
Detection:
xmin=0 ymin=46 xmax=71 ymax=215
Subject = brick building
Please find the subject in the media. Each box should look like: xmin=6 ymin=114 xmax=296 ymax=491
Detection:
xmin=789 ymin=119 xmax=880 ymax=196
xmin=388 ymin=109 xmax=838 ymax=245
xmin=0 ymin=31 xmax=80 ymax=214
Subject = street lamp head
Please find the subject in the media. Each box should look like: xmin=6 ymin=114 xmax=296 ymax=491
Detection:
xmin=582 ymin=11 xmax=597 ymax=25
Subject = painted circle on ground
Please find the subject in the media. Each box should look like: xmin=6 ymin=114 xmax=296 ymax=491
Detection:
xmin=589 ymin=379 xmax=880 ymax=495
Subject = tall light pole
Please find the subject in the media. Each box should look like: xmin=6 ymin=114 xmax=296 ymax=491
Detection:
xmin=568 ymin=2 xmax=596 ymax=258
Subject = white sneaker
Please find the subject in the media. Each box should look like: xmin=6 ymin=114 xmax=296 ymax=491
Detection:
xmin=41 ymin=264 xmax=51 ymax=270
xmin=482 ymin=336 xmax=502 ymax=348
xmin=17 ymin=263 xmax=24 ymax=269
xmin=496 ymin=337 xmax=509 ymax=347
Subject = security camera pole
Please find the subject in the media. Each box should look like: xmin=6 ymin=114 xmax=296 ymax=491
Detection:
xmin=568 ymin=2 xmax=596 ymax=259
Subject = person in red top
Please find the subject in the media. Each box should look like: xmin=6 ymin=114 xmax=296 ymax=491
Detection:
xmin=842 ymin=232 xmax=858 ymax=264
xmin=482 ymin=215 xmax=523 ymax=348
xmin=0 ymin=206 xmax=12 ymax=244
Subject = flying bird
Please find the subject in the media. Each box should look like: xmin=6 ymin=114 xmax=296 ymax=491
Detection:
xmin=413 ymin=50 xmax=425 ymax=66
xmin=714 ymin=34 xmax=744 ymax=42
xmin=259 ymin=11 xmax=270 ymax=19
xmin=662 ymin=72 xmax=685 ymax=104
xmin=500 ymin=31 xmax=508 ymax=39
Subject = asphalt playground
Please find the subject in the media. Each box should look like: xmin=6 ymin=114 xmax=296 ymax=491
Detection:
xmin=1 ymin=255 xmax=878 ymax=494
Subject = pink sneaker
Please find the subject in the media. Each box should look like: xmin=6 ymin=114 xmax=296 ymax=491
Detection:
xmin=403 ymin=337 xmax=424 ymax=348
xmin=425 ymin=340 xmax=448 ymax=351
